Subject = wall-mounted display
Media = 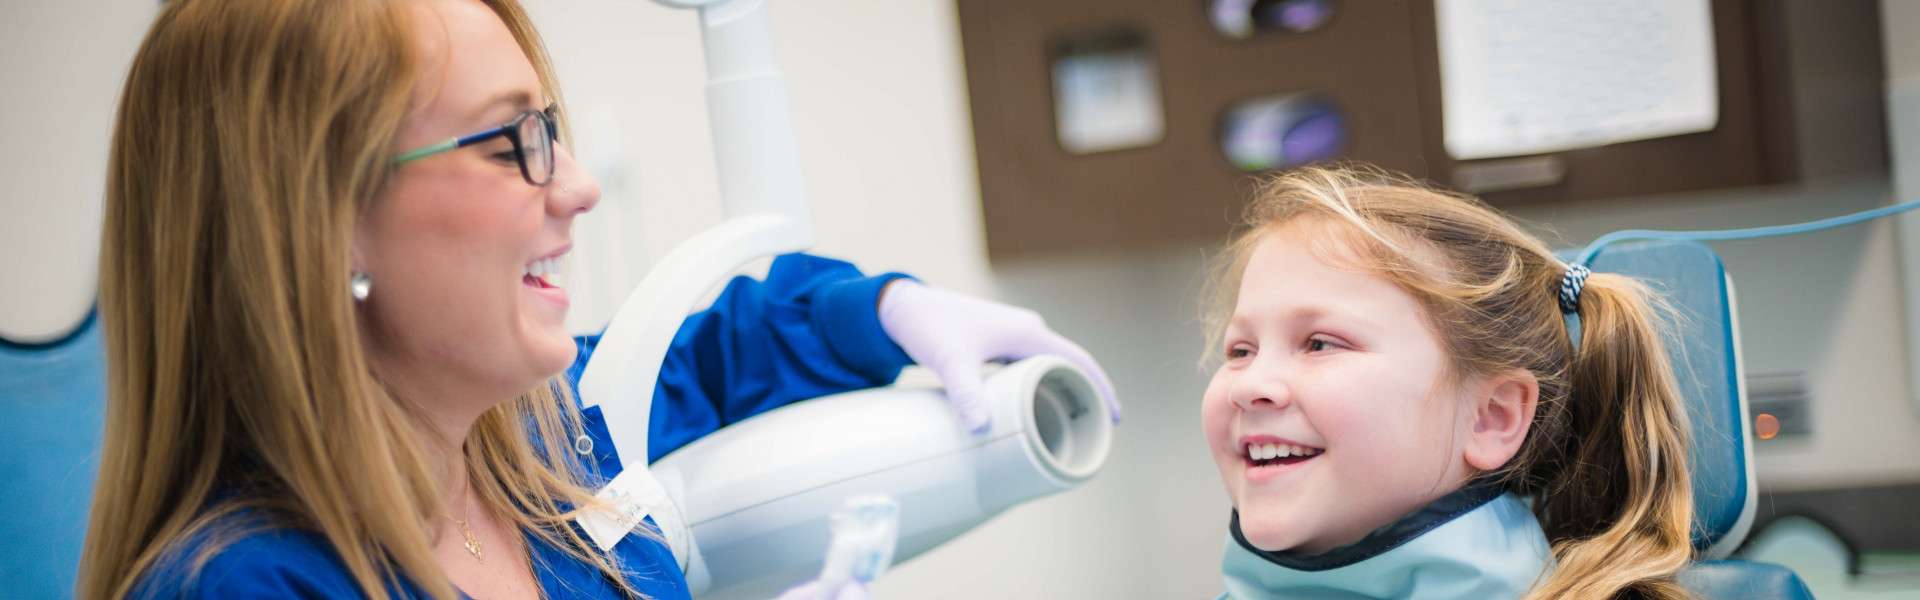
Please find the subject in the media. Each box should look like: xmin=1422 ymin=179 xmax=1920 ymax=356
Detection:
xmin=1051 ymin=28 xmax=1166 ymax=155
xmin=1435 ymin=0 xmax=1719 ymax=160
xmin=1219 ymin=92 xmax=1347 ymax=171
xmin=1209 ymin=0 xmax=1337 ymax=39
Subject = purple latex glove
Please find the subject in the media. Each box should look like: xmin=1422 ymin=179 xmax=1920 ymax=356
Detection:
xmin=775 ymin=581 xmax=868 ymax=600
xmin=877 ymin=280 xmax=1121 ymax=433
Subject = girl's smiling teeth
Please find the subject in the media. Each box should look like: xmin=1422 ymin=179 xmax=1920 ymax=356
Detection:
xmin=1242 ymin=438 xmax=1324 ymax=467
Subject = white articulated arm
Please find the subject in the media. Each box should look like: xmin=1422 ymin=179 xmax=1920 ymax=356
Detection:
xmin=574 ymin=0 xmax=812 ymax=573
xmin=581 ymin=0 xmax=813 ymax=469
xmin=576 ymin=1 xmax=1115 ymax=596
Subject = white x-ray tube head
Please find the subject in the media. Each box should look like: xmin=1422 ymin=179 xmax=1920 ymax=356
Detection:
xmin=652 ymin=356 xmax=1114 ymax=599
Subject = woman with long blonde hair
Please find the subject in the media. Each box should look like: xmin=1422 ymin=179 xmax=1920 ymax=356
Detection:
xmin=80 ymin=1 xmax=1113 ymax=598
xmin=1201 ymin=165 xmax=1694 ymax=598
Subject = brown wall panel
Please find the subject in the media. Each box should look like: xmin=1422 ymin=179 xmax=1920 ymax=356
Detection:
xmin=957 ymin=0 xmax=1806 ymax=261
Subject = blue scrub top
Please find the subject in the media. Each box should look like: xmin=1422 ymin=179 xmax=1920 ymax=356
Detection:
xmin=131 ymin=254 xmax=916 ymax=599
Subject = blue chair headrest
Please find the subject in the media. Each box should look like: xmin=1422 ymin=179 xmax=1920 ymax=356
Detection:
xmin=0 ymin=309 xmax=108 ymax=597
xmin=1577 ymin=240 xmax=1757 ymax=558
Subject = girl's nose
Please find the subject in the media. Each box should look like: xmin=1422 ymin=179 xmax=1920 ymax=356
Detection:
xmin=1230 ymin=366 xmax=1292 ymax=411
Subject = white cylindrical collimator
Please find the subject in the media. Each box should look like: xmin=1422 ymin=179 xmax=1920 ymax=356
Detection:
xmin=653 ymin=356 xmax=1114 ymax=599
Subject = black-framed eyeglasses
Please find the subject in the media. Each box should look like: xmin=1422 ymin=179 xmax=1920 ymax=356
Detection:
xmin=392 ymin=105 xmax=559 ymax=186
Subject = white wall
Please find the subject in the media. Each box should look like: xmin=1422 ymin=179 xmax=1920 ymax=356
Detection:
xmin=1884 ymin=0 xmax=1920 ymax=420
xmin=0 ymin=0 xmax=155 ymax=342
xmin=527 ymin=0 xmax=997 ymax=339
xmin=0 ymin=0 xmax=995 ymax=344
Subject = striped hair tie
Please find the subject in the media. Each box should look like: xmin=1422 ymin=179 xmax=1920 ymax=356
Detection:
xmin=1558 ymin=263 xmax=1591 ymax=315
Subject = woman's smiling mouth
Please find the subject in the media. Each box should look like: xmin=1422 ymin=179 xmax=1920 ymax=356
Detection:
xmin=522 ymin=246 xmax=570 ymax=308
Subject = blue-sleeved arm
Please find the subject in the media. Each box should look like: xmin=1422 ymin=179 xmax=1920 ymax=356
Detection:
xmin=566 ymin=253 xmax=916 ymax=471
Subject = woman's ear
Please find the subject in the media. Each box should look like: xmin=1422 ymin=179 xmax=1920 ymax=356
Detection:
xmin=351 ymin=212 xmax=374 ymax=273
xmin=1463 ymin=369 xmax=1539 ymax=471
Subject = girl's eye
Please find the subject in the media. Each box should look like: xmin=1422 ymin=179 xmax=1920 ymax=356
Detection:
xmin=1306 ymin=336 xmax=1338 ymax=353
xmin=489 ymin=150 xmax=519 ymax=164
xmin=1226 ymin=345 xmax=1254 ymax=360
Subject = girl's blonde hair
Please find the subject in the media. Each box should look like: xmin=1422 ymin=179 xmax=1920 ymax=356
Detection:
xmin=1205 ymin=164 xmax=1695 ymax=599
xmin=81 ymin=1 xmax=642 ymax=598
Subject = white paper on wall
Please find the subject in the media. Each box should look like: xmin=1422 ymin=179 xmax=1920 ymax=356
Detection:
xmin=1436 ymin=0 xmax=1720 ymax=160
xmin=1052 ymin=41 xmax=1165 ymax=155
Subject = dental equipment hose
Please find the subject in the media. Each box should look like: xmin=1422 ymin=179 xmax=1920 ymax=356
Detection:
xmin=1571 ymin=199 xmax=1920 ymax=266
xmin=1559 ymin=197 xmax=1920 ymax=348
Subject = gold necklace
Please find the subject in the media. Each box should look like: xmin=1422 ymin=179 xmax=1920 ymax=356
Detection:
xmin=447 ymin=483 xmax=484 ymax=562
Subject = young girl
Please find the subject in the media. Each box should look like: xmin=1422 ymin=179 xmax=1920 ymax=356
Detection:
xmin=1202 ymin=165 xmax=1695 ymax=599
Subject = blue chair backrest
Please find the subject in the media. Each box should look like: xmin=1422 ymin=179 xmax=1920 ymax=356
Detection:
xmin=0 ymin=310 xmax=106 ymax=599
xmin=1579 ymin=240 xmax=1756 ymax=558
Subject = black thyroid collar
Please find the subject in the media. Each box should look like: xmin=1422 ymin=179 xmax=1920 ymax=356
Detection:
xmin=1229 ymin=481 xmax=1506 ymax=572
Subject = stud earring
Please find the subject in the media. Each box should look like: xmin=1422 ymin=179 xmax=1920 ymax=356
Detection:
xmin=351 ymin=271 xmax=372 ymax=301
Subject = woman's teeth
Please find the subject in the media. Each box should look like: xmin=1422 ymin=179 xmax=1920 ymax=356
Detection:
xmin=1245 ymin=442 xmax=1322 ymax=461
xmin=524 ymin=256 xmax=564 ymax=287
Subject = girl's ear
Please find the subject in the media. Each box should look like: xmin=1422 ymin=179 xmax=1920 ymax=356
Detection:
xmin=1463 ymin=369 xmax=1539 ymax=471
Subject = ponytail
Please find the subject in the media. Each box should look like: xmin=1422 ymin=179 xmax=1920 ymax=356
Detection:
xmin=1523 ymin=273 xmax=1694 ymax=600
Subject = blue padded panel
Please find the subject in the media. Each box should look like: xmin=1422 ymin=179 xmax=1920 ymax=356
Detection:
xmin=0 ymin=310 xmax=106 ymax=599
xmin=1571 ymin=241 xmax=1751 ymax=553
xmin=1678 ymin=560 xmax=1815 ymax=600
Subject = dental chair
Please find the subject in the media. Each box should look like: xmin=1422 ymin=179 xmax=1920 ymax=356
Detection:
xmin=1581 ymin=240 xmax=1813 ymax=599
xmin=0 ymin=310 xmax=107 ymax=599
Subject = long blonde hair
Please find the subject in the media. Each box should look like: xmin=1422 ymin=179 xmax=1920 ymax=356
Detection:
xmin=81 ymin=1 xmax=640 ymax=598
xmin=1204 ymin=164 xmax=1695 ymax=599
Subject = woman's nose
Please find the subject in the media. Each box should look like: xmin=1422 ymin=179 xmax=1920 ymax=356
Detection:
xmin=549 ymin=144 xmax=601 ymax=216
